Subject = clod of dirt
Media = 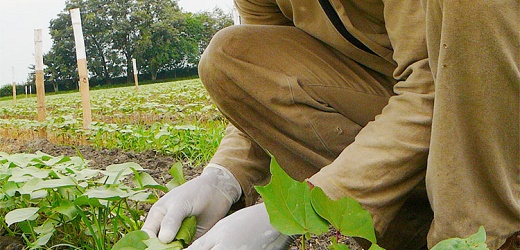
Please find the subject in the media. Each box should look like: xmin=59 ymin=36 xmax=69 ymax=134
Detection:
xmin=0 ymin=236 xmax=24 ymax=250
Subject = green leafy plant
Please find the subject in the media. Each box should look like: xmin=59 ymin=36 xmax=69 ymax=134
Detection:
xmin=431 ymin=226 xmax=488 ymax=250
xmin=254 ymin=158 xmax=329 ymax=241
xmin=255 ymin=158 xmax=380 ymax=249
xmin=112 ymin=161 xmax=197 ymax=249
xmin=256 ymin=158 xmax=489 ymax=250
xmin=0 ymin=79 xmax=226 ymax=165
xmin=0 ymin=151 xmax=179 ymax=249
xmin=112 ymin=216 xmax=196 ymax=250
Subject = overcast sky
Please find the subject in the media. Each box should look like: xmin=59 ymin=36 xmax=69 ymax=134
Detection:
xmin=0 ymin=0 xmax=234 ymax=87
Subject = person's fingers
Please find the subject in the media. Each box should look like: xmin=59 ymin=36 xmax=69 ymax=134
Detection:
xmin=141 ymin=205 xmax=166 ymax=238
xmin=157 ymin=205 xmax=190 ymax=243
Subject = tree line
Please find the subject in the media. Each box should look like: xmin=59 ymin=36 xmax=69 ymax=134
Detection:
xmin=1 ymin=0 xmax=232 ymax=96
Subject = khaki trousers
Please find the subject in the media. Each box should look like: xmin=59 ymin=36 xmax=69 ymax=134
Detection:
xmin=424 ymin=0 xmax=520 ymax=249
xmin=199 ymin=25 xmax=432 ymax=249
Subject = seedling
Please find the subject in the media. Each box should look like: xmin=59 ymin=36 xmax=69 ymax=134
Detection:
xmin=256 ymin=158 xmax=489 ymax=250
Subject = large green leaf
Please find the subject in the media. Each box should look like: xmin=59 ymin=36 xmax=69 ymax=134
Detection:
xmin=431 ymin=226 xmax=488 ymax=250
xmin=84 ymin=186 xmax=133 ymax=200
xmin=5 ymin=154 xmax=31 ymax=168
xmin=129 ymin=191 xmax=154 ymax=202
xmin=166 ymin=162 xmax=185 ymax=190
xmin=311 ymin=187 xmax=377 ymax=243
xmin=101 ymin=162 xmax=144 ymax=184
xmin=74 ymin=195 xmax=105 ymax=208
xmin=330 ymin=242 xmax=351 ymax=250
xmin=6 ymin=207 xmax=40 ymax=226
xmin=132 ymin=172 xmax=168 ymax=192
xmin=31 ymin=176 xmax=77 ymax=191
xmin=20 ymin=178 xmax=44 ymax=194
xmin=113 ymin=217 xmax=196 ymax=250
xmin=3 ymin=181 xmax=21 ymax=197
xmin=174 ymin=216 xmax=197 ymax=246
xmin=255 ymin=158 xmax=329 ymax=236
xmin=42 ymin=155 xmax=72 ymax=167
xmin=143 ymin=238 xmax=183 ymax=250
xmin=368 ymin=243 xmax=386 ymax=250
xmin=53 ymin=200 xmax=79 ymax=220
xmin=112 ymin=230 xmax=149 ymax=250
xmin=33 ymin=220 xmax=57 ymax=235
xmin=73 ymin=168 xmax=100 ymax=181
xmin=30 ymin=232 xmax=54 ymax=249
xmin=8 ymin=166 xmax=49 ymax=182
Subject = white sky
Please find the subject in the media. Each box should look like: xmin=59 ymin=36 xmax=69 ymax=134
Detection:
xmin=0 ymin=0 xmax=234 ymax=87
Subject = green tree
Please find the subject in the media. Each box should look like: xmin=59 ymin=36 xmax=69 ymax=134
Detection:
xmin=43 ymin=0 xmax=233 ymax=89
xmin=189 ymin=9 xmax=233 ymax=59
xmin=45 ymin=11 xmax=78 ymax=91
xmin=106 ymin=0 xmax=140 ymax=83
xmin=133 ymin=0 xmax=185 ymax=80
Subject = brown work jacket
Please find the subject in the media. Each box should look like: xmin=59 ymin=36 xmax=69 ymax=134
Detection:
xmin=213 ymin=0 xmax=435 ymax=237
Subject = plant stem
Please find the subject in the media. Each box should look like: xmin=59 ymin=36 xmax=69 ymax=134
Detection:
xmin=75 ymin=205 xmax=102 ymax=249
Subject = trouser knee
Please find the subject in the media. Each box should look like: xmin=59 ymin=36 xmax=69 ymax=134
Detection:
xmin=198 ymin=25 xmax=249 ymax=104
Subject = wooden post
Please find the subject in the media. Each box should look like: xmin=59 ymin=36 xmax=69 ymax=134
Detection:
xmin=25 ymin=86 xmax=27 ymax=98
xmin=35 ymin=29 xmax=47 ymax=138
xmin=233 ymin=6 xmax=241 ymax=25
xmin=12 ymin=67 xmax=16 ymax=105
xmin=70 ymin=8 xmax=92 ymax=130
xmin=132 ymin=58 xmax=139 ymax=91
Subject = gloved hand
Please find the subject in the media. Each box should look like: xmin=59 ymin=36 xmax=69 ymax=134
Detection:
xmin=186 ymin=203 xmax=293 ymax=250
xmin=141 ymin=164 xmax=242 ymax=243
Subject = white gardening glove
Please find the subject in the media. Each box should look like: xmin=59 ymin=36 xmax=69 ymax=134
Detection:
xmin=186 ymin=203 xmax=293 ymax=250
xmin=141 ymin=164 xmax=242 ymax=243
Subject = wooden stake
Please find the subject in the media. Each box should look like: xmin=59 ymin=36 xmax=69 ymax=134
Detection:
xmin=12 ymin=67 xmax=16 ymax=105
xmin=70 ymin=8 xmax=92 ymax=130
xmin=132 ymin=58 xmax=139 ymax=91
xmin=35 ymin=29 xmax=47 ymax=138
xmin=233 ymin=6 xmax=241 ymax=25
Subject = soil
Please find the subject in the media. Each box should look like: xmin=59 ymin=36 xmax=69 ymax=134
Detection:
xmin=0 ymin=138 xmax=362 ymax=250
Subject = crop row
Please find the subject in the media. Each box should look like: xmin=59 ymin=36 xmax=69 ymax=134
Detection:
xmin=0 ymin=79 xmax=226 ymax=165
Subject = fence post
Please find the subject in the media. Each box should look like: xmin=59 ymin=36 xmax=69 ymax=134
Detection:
xmin=132 ymin=58 xmax=139 ymax=91
xmin=12 ymin=67 xmax=16 ymax=105
xmin=35 ymin=29 xmax=47 ymax=138
xmin=70 ymin=8 xmax=92 ymax=130
xmin=233 ymin=6 xmax=241 ymax=25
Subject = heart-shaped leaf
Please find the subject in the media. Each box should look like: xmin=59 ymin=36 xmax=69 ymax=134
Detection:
xmin=311 ymin=187 xmax=377 ymax=243
xmin=6 ymin=207 xmax=40 ymax=226
xmin=431 ymin=226 xmax=488 ymax=250
xmin=255 ymin=158 xmax=328 ymax=236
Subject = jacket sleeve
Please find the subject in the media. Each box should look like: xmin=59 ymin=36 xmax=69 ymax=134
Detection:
xmin=209 ymin=124 xmax=272 ymax=206
xmin=308 ymin=0 xmax=435 ymax=236
xmin=234 ymin=0 xmax=293 ymax=25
